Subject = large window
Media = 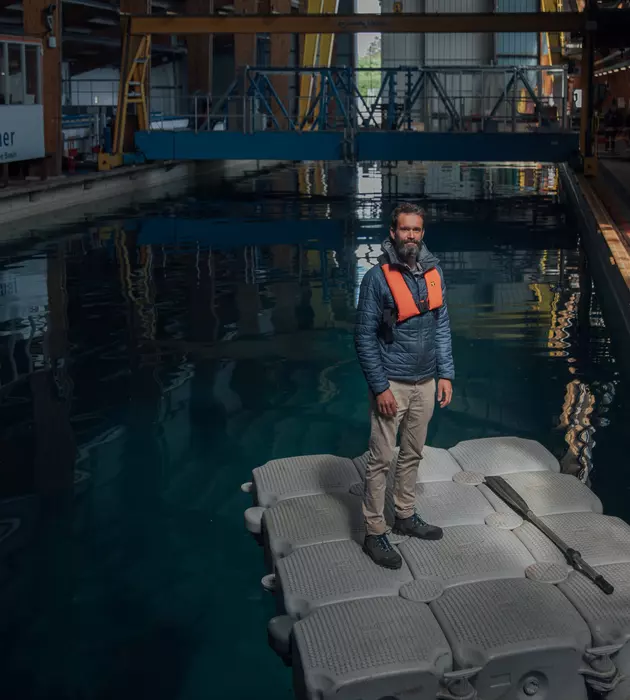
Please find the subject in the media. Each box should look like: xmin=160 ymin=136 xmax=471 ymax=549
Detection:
xmin=0 ymin=39 xmax=42 ymax=106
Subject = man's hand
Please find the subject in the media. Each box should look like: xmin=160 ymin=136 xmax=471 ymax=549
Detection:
xmin=437 ymin=379 xmax=453 ymax=408
xmin=376 ymin=388 xmax=398 ymax=417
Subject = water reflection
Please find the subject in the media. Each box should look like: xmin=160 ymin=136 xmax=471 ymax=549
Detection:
xmin=0 ymin=161 xmax=626 ymax=699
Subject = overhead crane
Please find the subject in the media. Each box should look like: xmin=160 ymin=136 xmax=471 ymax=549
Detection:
xmin=101 ymin=8 xmax=630 ymax=174
xmin=127 ymin=12 xmax=583 ymax=35
xmin=122 ymin=8 xmax=629 ymax=36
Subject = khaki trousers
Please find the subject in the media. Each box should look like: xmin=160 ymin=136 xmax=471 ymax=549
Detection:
xmin=362 ymin=378 xmax=436 ymax=536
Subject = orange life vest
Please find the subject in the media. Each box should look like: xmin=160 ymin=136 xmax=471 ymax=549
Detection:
xmin=381 ymin=264 xmax=443 ymax=323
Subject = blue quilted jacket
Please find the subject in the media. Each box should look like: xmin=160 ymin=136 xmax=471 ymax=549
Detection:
xmin=354 ymin=238 xmax=455 ymax=396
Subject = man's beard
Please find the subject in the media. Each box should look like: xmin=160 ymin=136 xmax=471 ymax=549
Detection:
xmin=396 ymin=240 xmax=419 ymax=260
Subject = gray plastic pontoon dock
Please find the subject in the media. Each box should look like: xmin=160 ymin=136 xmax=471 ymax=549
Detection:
xmin=242 ymin=437 xmax=630 ymax=700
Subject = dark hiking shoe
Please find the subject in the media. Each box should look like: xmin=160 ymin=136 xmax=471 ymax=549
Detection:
xmin=393 ymin=513 xmax=443 ymax=540
xmin=362 ymin=533 xmax=403 ymax=570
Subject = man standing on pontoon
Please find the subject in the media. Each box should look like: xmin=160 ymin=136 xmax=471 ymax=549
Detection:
xmin=354 ymin=202 xmax=455 ymax=570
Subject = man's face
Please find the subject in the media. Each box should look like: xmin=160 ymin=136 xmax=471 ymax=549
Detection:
xmin=390 ymin=213 xmax=424 ymax=258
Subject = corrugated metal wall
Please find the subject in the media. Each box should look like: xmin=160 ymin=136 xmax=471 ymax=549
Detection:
xmin=496 ymin=0 xmax=539 ymax=67
xmin=381 ymin=0 xmax=494 ymax=68
xmin=425 ymin=0 xmax=494 ymax=126
xmin=425 ymin=0 xmax=493 ymax=67
xmin=380 ymin=0 xmax=495 ymax=125
xmin=378 ymin=0 xmax=425 ymax=122
xmin=494 ymin=0 xmax=540 ymax=124
xmin=381 ymin=0 xmax=425 ymax=70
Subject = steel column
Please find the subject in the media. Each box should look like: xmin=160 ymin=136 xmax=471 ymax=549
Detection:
xmin=311 ymin=0 xmax=339 ymax=126
xmin=185 ymin=0 xmax=214 ymax=96
xmin=579 ymin=25 xmax=596 ymax=175
xmin=23 ymin=0 xmax=63 ymax=175
xmin=270 ymin=0 xmax=293 ymax=127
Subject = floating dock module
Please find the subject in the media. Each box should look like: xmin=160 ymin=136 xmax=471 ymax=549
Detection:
xmin=243 ymin=437 xmax=630 ymax=700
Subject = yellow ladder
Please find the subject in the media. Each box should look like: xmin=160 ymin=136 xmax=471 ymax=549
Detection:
xmin=113 ymin=33 xmax=151 ymax=155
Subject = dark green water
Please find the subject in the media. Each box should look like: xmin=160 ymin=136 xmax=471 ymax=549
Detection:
xmin=0 ymin=162 xmax=627 ymax=699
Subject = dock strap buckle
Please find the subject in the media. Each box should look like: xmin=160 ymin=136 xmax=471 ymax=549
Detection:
xmin=438 ymin=667 xmax=481 ymax=700
xmin=580 ymin=645 xmax=624 ymax=694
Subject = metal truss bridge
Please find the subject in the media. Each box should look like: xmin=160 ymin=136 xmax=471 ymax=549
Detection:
xmin=135 ymin=65 xmax=578 ymax=165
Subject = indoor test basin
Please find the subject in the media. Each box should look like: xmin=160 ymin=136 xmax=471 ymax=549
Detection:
xmin=0 ymin=161 xmax=629 ymax=699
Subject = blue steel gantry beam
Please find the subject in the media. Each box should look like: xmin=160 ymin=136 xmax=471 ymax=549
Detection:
xmin=106 ymin=9 xmax=630 ymax=172
xmin=134 ymin=65 xmax=580 ymax=164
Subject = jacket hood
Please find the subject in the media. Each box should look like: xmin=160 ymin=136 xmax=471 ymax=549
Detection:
xmin=379 ymin=237 xmax=440 ymax=272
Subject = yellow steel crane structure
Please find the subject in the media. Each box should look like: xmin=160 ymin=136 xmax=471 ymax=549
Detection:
xmin=298 ymin=0 xmax=340 ymax=129
xmin=99 ymin=19 xmax=151 ymax=171
xmin=541 ymin=0 xmax=567 ymax=68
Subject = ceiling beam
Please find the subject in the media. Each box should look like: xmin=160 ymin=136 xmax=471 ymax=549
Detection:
xmin=128 ymin=11 xmax=588 ymax=35
xmin=63 ymin=30 xmax=187 ymax=51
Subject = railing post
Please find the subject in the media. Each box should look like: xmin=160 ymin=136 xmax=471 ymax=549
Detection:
xmin=480 ymin=70 xmax=485 ymax=133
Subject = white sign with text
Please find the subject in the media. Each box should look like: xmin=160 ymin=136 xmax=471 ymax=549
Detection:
xmin=0 ymin=105 xmax=45 ymax=164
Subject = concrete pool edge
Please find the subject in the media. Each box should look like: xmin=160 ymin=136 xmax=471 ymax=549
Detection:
xmin=0 ymin=159 xmax=288 ymax=234
xmin=560 ymin=163 xmax=630 ymax=376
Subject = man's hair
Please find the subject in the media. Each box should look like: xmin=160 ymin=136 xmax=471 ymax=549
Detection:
xmin=390 ymin=202 xmax=426 ymax=231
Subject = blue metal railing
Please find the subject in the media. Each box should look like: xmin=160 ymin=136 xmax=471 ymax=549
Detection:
xmin=144 ymin=64 xmax=571 ymax=136
xmin=132 ymin=65 xmax=579 ymax=164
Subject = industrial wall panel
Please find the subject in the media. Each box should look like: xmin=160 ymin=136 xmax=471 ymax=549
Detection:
xmin=423 ymin=0 xmax=493 ymax=127
xmin=497 ymin=0 xmax=536 ymax=10
xmin=381 ymin=0 xmax=424 ymax=70
xmin=495 ymin=0 xmax=538 ymax=66
xmin=425 ymin=0 xmax=492 ymax=66
xmin=381 ymin=0 xmax=493 ymax=124
xmin=380 ymin=0 xmax=424 ymax=123
xmin=495 ymin=33 xmax=538 ymax=61
xmin=66 ymin=64 xmax=178 ymax=113
xmin=425 ymin=33 xmax=492 ymax=66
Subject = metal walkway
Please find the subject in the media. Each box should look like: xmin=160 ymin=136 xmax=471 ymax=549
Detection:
xmin=136 ymin=66 xmax=579 ymax=164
